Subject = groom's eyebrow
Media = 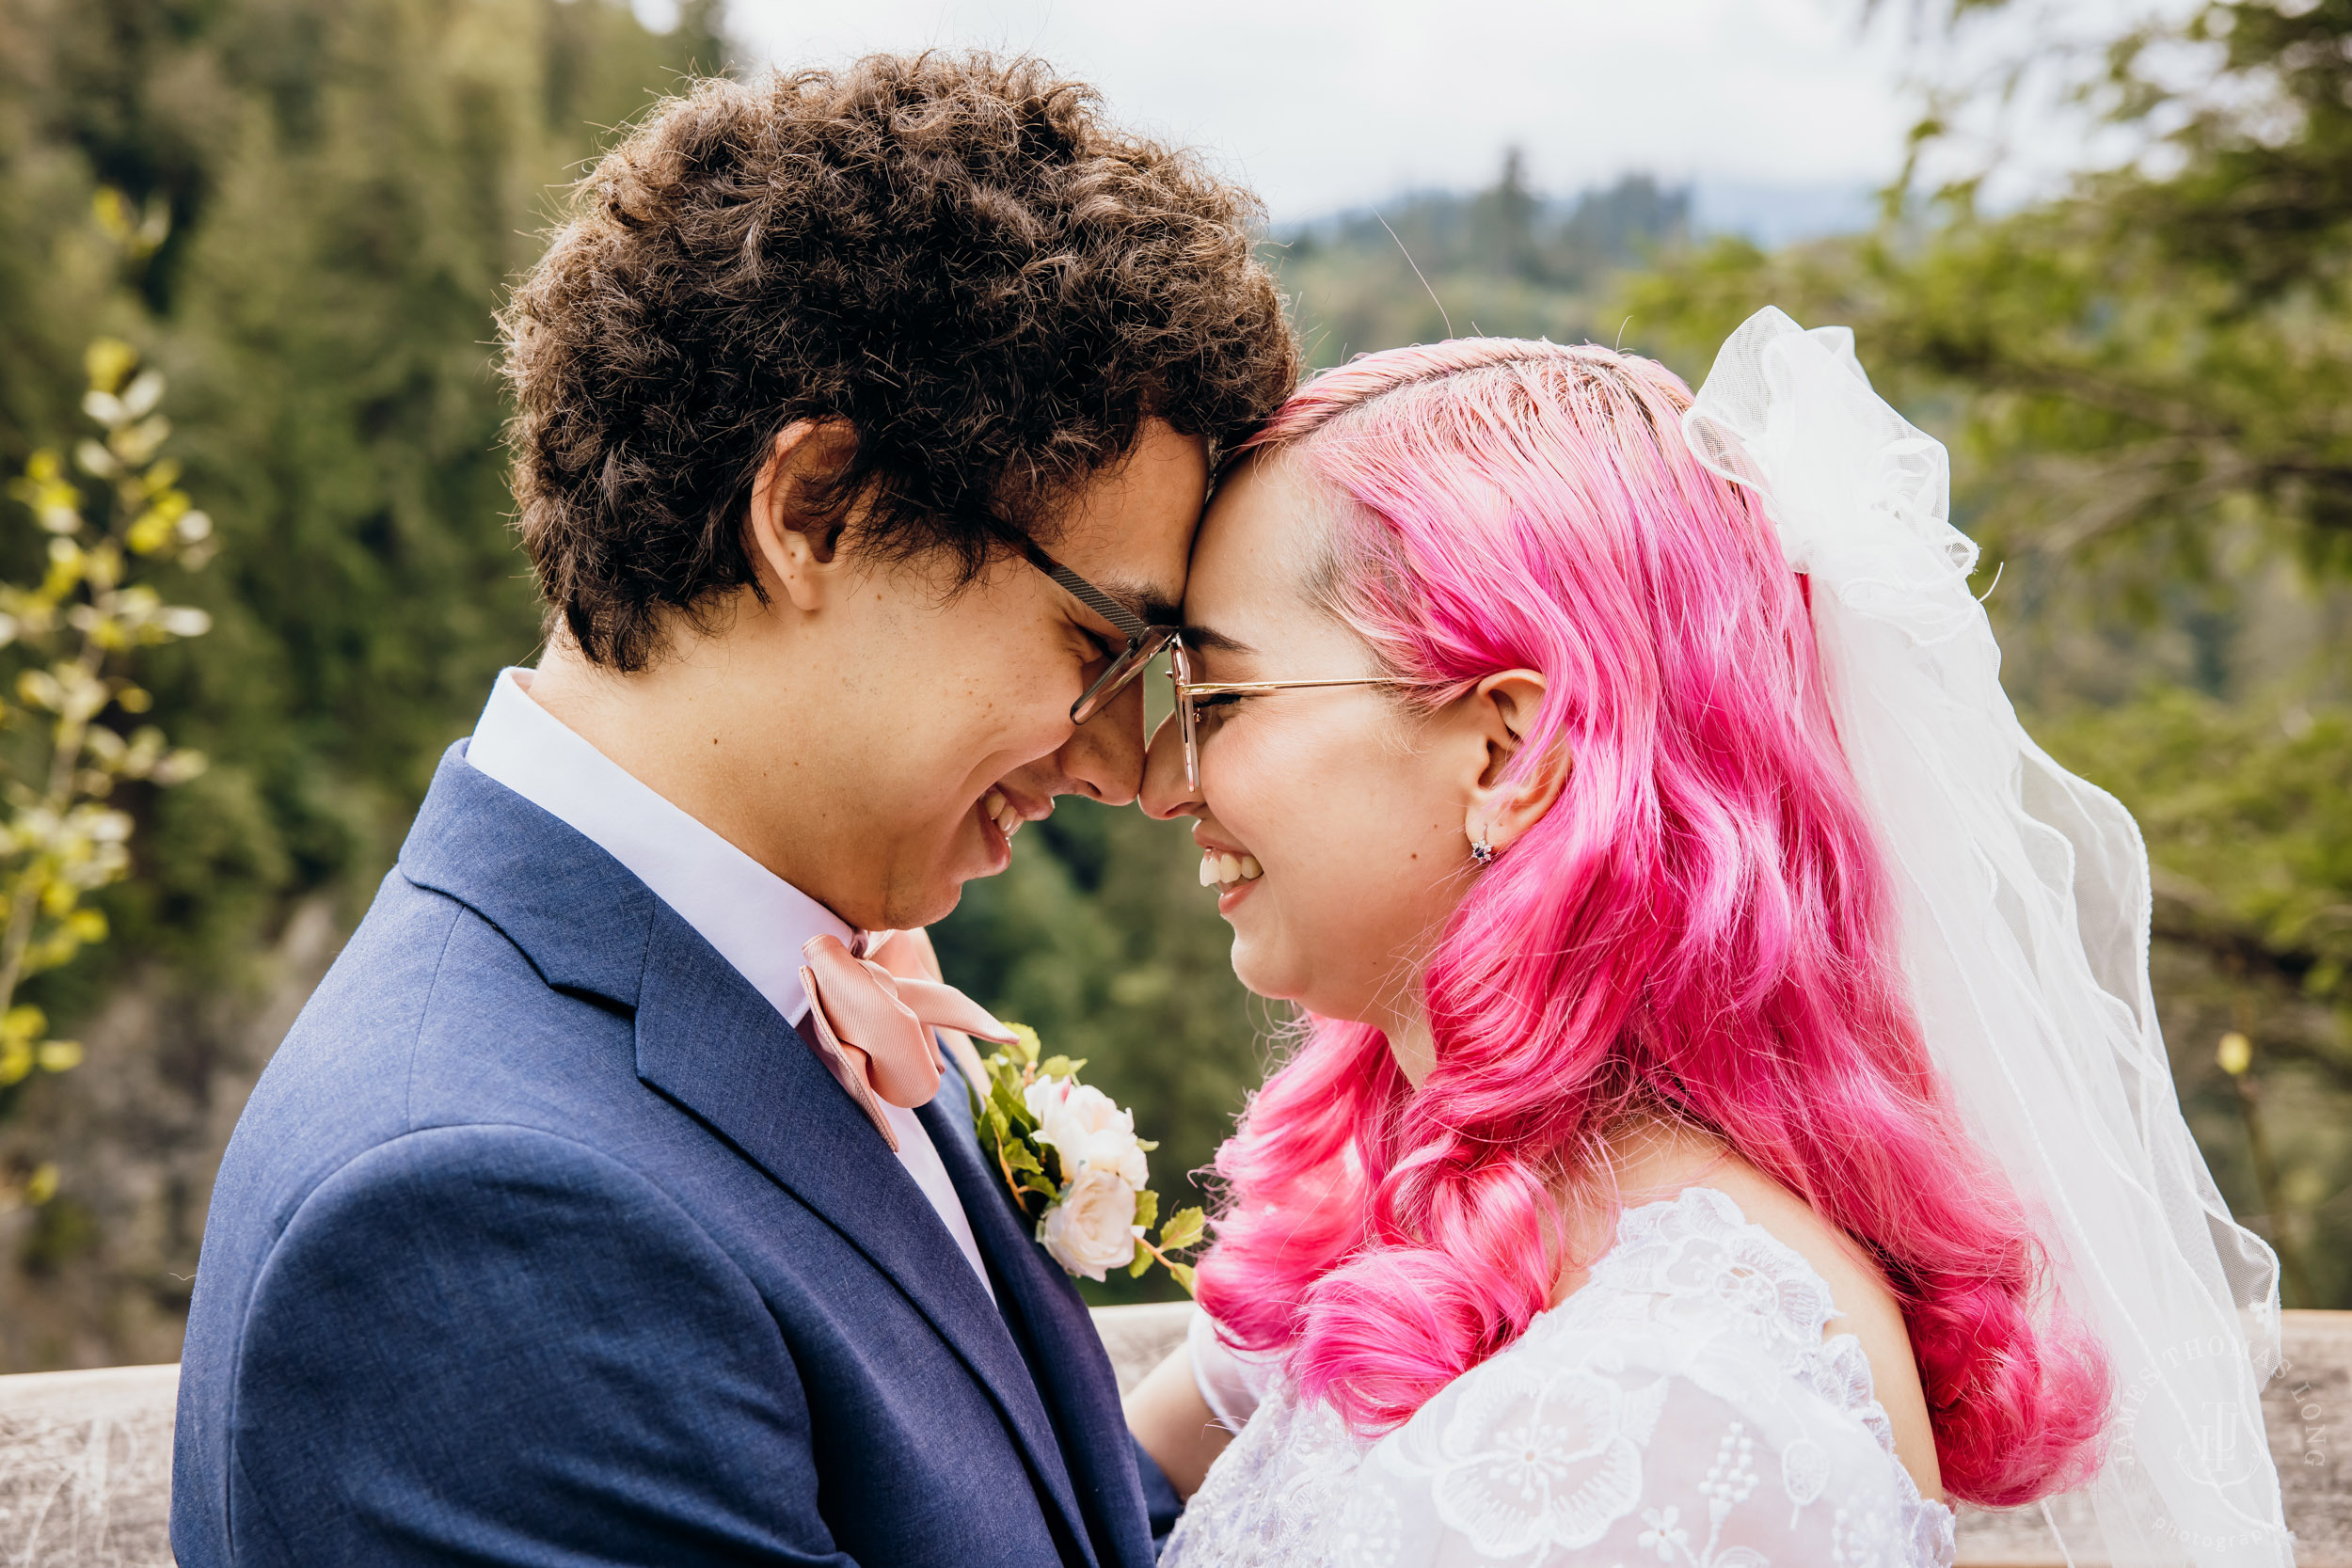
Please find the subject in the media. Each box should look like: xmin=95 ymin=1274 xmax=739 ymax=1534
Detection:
xmin=1092 ymin=577 xmax=1182 ymax=629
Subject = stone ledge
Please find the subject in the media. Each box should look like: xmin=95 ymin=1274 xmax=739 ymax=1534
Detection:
xmin=0 ymin=1361 xmax=178 ymax=1568
xmin=3 ymin=1309 xmax=2343 ymax=1566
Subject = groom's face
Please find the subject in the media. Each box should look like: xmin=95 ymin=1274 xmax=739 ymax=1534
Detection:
xmin=764 ymin=420 xmax=1207 ymax=932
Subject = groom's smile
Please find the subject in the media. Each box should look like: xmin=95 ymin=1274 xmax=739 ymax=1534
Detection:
xmin=930 ymin=419 xmax=1207 ymax=913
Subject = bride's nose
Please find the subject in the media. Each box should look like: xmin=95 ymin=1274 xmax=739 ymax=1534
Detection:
xmin=1139 ymin=711 xmax=1200 ymax=820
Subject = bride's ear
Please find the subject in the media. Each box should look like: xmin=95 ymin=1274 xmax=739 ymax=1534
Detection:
xmin=1460 ymin=670 xmax=1568 ymax=858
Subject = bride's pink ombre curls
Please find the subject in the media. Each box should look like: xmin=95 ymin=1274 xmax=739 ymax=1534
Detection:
xmin=1192 ymin=340 xmax=2110 ymax=1509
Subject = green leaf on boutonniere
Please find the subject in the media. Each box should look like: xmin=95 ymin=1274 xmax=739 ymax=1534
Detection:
xmin=1036 ymin=1054 xmax=1087 ymax=1079
xmin=1003 ymin=1140 xmax=1043 ymax=1176
xmin=1123 ymin=1201 xmax=1207 ymax=1293
xmin=988 ymin=1074 xmax=1029 ymax=1132
xmin=1154 ymin=1206 xmax=1206 ymax=1256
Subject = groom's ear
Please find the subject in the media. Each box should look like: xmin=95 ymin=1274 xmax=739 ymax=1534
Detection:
xmin=747 ymin=420 xmax=864 ymax=611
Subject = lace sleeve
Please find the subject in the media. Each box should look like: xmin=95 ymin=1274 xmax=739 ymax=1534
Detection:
xmin=1345 ymin=1319 xmax=1949 ymax=1568
xmin=1189 ymin=1307 xmax=1280 ymax=1433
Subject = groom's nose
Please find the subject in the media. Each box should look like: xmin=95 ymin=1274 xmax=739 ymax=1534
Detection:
xmin=1043 ymin=670 xmax=1151 ymax=806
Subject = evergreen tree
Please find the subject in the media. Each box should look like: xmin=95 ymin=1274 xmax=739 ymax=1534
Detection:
xmin=1470 ymin=146 xmax=1543 ymax=282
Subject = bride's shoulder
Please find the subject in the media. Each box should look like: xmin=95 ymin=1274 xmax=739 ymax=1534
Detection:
xmin=1552 ymin=1118 xmax=1943 ymax=1500
xmin=1550 ymin=1121 xmax=1890 ymax=1321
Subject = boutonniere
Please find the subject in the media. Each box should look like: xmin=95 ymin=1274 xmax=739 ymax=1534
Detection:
xmin=970 ymin=1023 xmax=1205 ymax=1291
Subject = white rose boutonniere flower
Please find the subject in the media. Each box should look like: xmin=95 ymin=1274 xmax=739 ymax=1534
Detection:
xmin=972 ymin=1024 xmax=1205 ymax=1289
xmin=1040 ymin=1168 xmax=1145 ymax=1280
xmin=1025 ymin=1079 xmax=1152 ymax=1190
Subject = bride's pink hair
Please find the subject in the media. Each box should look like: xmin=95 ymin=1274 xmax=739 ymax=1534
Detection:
xmin=1193 ymin=339 xmax=2108 ymax=1508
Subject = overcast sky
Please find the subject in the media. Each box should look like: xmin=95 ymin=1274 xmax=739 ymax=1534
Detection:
xmin=714 ymin=0 xmax=1926 ymax=221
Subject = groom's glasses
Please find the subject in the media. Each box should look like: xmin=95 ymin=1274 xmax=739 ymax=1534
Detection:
xmin=1022 ymin=539 xmax=1184 ymax=724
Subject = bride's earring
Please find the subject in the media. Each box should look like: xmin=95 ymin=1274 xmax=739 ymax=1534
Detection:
xmin=1468 ymin=819 xmax=1497 ymax=866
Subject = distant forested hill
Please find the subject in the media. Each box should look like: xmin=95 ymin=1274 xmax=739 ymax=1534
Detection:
xmin=1273 ymin=157 xmax=1691 ymax=365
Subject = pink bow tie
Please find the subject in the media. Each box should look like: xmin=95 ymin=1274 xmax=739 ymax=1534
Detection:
xmin=798 ymin=931 xmax=1018 ymax=1150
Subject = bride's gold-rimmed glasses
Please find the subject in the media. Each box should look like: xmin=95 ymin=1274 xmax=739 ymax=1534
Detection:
xmin=1167 ymin=641 xmax=1436 ymax=791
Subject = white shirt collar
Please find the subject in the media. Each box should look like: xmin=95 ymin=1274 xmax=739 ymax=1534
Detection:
xmin=463 ymin=667 xmax=850 ymax=1025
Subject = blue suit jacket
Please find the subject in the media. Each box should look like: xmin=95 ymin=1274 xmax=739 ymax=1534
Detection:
xmin=172 ymin=745 xmax=1161 ymax=1566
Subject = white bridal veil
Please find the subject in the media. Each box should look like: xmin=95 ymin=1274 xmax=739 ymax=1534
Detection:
xmin=1683 ymin=309 xmax=2292 ymax=1568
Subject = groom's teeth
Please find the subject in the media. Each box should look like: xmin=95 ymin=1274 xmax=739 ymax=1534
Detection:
xmin=983 ymin=789 xmax=1022 ymax=838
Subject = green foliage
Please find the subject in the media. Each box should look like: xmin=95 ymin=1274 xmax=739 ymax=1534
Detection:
xmin=2035 ymin=689 xmax=2352 ymax=1305
xmin=1622 ymin=207 xmax=2352 ymax=595
xmin=1628 ymin=3 xmax=2352 ymax=585
xmin=0 ymin=0 xmax=726 ymax=985
xmin=2037 ymin=690 xmax=2352 ymax=1037
xmin=0 ymin=337 xmax=213 ymax=1094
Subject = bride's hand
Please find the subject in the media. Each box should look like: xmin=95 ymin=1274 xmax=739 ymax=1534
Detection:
xmin=1123 ymin=1341 xmax=1232 ymax=1499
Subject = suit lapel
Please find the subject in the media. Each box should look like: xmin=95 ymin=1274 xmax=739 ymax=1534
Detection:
xmin=399 ymin=747 xmax=1100 ymax=1565
xmin=917 ymin=1090 xmax=1153 ymax=1568
xmin=638 ymin=908 xmax=1102 ymax=1568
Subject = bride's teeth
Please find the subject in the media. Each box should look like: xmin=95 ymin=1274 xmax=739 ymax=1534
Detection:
xmin=1200 ymin=849 xmax=1264 ymax=889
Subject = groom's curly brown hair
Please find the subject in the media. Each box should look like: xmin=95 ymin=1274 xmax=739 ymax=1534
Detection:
xmin=500 ymin=54 xmax=1299 ymax=671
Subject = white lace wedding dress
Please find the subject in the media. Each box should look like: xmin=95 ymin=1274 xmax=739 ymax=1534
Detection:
xmin=1164 ymin=1187 xmax=1955 ymax=1568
